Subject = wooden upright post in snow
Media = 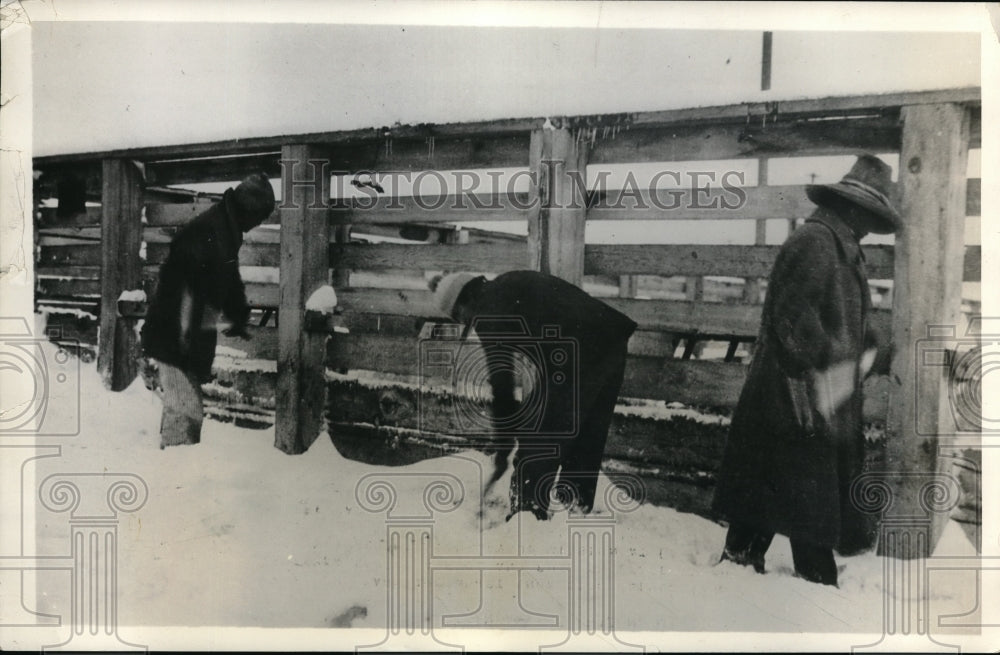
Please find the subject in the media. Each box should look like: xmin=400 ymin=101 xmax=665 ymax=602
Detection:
xmin=527 ymin=127 xmax=587 ymax=286
xmin=97 ymin=159 xmax=143 ymax=391
xmin=881 ymin=102 xmax=971 ymax=558
xmin=276 ymin=145 xmax=331 ymax=454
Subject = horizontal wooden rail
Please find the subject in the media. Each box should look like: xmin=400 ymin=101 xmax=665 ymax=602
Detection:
xmin=587 ymin=184 xmax=813 ymax=221
xmin=588 ymin=116 xmax=902 ymax=164
xmin=33 ymin=87 xmax=979 ymax=167
xmin=36 ymin=240 xmax=982 ymax=283
xmin=39 ymin=177 xmax=980 ymax=231
xmin=584 ymin=243 xmax=981 ymax=282
xmin=331 ymin=242 xmax=526 ymax=272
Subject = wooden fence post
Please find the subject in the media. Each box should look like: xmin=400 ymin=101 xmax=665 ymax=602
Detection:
xmin=97 ymin=159 xmax=143 ymax=391
xmin=528 ymin=127 xmax=587 ymax=286
xmin=882 ymin=102 xmax=971 ymax=558
xmin=742 ymin=158 xmax=770 ymax=304
xmin=276 ymin=145 xmax=331 ymax=454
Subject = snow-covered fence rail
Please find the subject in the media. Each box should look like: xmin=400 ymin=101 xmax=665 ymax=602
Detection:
xmin=33 ymin=87 xmax=982 ymax=554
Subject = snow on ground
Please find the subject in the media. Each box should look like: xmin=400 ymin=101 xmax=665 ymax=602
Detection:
xmin=14 ymin=332 xmax=981 ymax=644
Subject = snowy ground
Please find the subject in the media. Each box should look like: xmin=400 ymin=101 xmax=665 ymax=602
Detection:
xmin=5 ymin=329 xmax=984 ymax=651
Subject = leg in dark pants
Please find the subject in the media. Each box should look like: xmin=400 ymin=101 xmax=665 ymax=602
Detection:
xmin=509 ymin=442 xmax=561 ymax=520
xmin=721 ymin=522 xmax=774 ymax=574
xmin=558 ymin=340 xmax=629 ymax=513
xmin=790 ymin=540 xmax=838 ymax=586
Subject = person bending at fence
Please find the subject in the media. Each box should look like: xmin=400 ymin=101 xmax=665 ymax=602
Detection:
xmin=711 ymin=154 xmax=899 ymax=587
xmin=432 ymin=270 xmax=637 ymax=520
xmin=141 ymin=173 xmax=275 ymax=448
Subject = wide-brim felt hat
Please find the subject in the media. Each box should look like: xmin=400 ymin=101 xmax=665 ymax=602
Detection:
xmin=806 ymin=154 xmax=902 ymax=234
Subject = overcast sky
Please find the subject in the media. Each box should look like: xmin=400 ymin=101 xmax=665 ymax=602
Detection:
xmin=31 ymin=23 xmax=979 ymax=156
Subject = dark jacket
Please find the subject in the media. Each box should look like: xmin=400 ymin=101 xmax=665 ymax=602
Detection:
xmin=711 ymin=211 xmax=878 ymax=552
xmin=466 ymin=270 xmax=637 ymax=358
xmin=141 ymin=195 xmax=250 ymax=382
xmin=464 ymin=271 xmax=638 ymax=431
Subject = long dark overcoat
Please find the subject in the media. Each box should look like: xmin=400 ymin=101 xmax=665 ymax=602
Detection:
xmin=711 ymin=212 xmax=878 ymax=553
xmin=141 ymin=191 xmax=250 ymax=382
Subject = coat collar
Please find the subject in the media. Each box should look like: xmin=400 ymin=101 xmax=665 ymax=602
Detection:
xmin=220 ymin=197 xmax=244 ymax=249
xmin=805 ymin=210 xmax=864 ymax=265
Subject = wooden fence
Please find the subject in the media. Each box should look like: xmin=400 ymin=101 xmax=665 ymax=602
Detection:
xmin=34 ymin=87 xmax=981 ymax=555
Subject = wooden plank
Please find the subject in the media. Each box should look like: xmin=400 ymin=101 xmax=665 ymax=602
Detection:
xmin=527 ymin=127 xmax=587 ymax=285
xmin=144 ymin=186 xmax=222 ymax=203
xmin=760 ymin=32 xmax=772 ymax=91
xmin=275 ymin=145 xmax=331 ymax=454
xmin=136 ymin=178 xmax=982 ymax=227
xmin=52 ymin=240 xmax=978 ymax=289
xmin=245 ymin=282 xmax=279 ymax=308
xmin=36 ymin=277 xmax=102 ymax=298
xmin=744 ymin=161 xmax=769 ymax=303
xmin=584 ymin=244 xmax=897 ymax=279
xmin=216 ymin=325 xmax=278 ymax=360
xmin=97 ymin=159 xmax=144 ymax=391
xmin=326 ymin=332 xmax=426 ymax=378
xmin=36 ymin=206 xmax=103 ymax=227
xmin=37 ymin=245 xmax=103 ymax=267
xmin=883 ymin=102 xmax=971 ymax=559
xmin=621 ymin=357 xmax=745 ymax=408
xmin=336 ymin=287 xmax=437 ymax=317
xmin=35 ymin=88 xmax=978 ymax=168
xmin=144 ymin=200 xmax=218 ymax=226
xmin=589 ymin=117 xmax=901 ymax=164
xmin=964 ymin=246 xmax=980 ymax=282
xmin=34 ymin=119 xmax=541 ymax=166
xmin=332 ymin=242 xmax=525 ymax=273
xmin=329 ymin=192 xmax=532 ymax=225
xmin=36 ymin=265 xmax=102 ymax=279
xmin=965 ymin=177 xmax=981 ymax=216
xmin=329 ymin=134 xmax=529 ymax=171
xmin=606 ymin=297 xmax=892 ymax=341
xmin=146 ymin=153 xmax=282 ymax=186
xmin=626 ymin=87 xmax=980 ymax=129
xmin=588 ymin=184 xmax=815 ymax=221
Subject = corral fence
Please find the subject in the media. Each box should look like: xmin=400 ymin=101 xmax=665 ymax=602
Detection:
xmin=33 ymin=87 xmax=982 ymax=555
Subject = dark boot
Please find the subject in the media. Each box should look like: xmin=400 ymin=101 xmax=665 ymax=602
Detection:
xmin=720 ymin=524 xmax=774 ymax=574
xmin=790 ymin=540 xmax=838 ymax=587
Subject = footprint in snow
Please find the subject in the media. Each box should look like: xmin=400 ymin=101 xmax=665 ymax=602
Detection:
xmin=328 ymin=604 xmax=367 ymax=628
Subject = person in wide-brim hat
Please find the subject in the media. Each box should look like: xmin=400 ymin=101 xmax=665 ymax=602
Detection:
xmin=711 ymin=153 xmax=900 ymax=588
xmin=805 ymin=153 xmax=902 ymax=234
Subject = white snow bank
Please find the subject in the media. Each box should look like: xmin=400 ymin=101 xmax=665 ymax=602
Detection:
xmin=215 ymin=345 xmax=250 ymax=359
xmin=118 ymin=289 xmax=147 ymax=302
xmin=213 ymin=354 xmax=277 ymax=373
xmin=13 ymin=320 xmax=980 ymax=649
xmin=616 ymin=398 xmax=730 ymax=425
xmin=37 ymin=305 xmax=98 ymax=321
xmin=305 ymin=285 xmax=339 ymax=313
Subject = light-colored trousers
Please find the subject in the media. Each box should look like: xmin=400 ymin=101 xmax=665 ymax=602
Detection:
xmin=157 ymin=361 xmax=204 ymax=448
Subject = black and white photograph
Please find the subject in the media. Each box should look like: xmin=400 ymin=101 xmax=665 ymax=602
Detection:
xmin=0 ymin=1 xmax=996 ymax=651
